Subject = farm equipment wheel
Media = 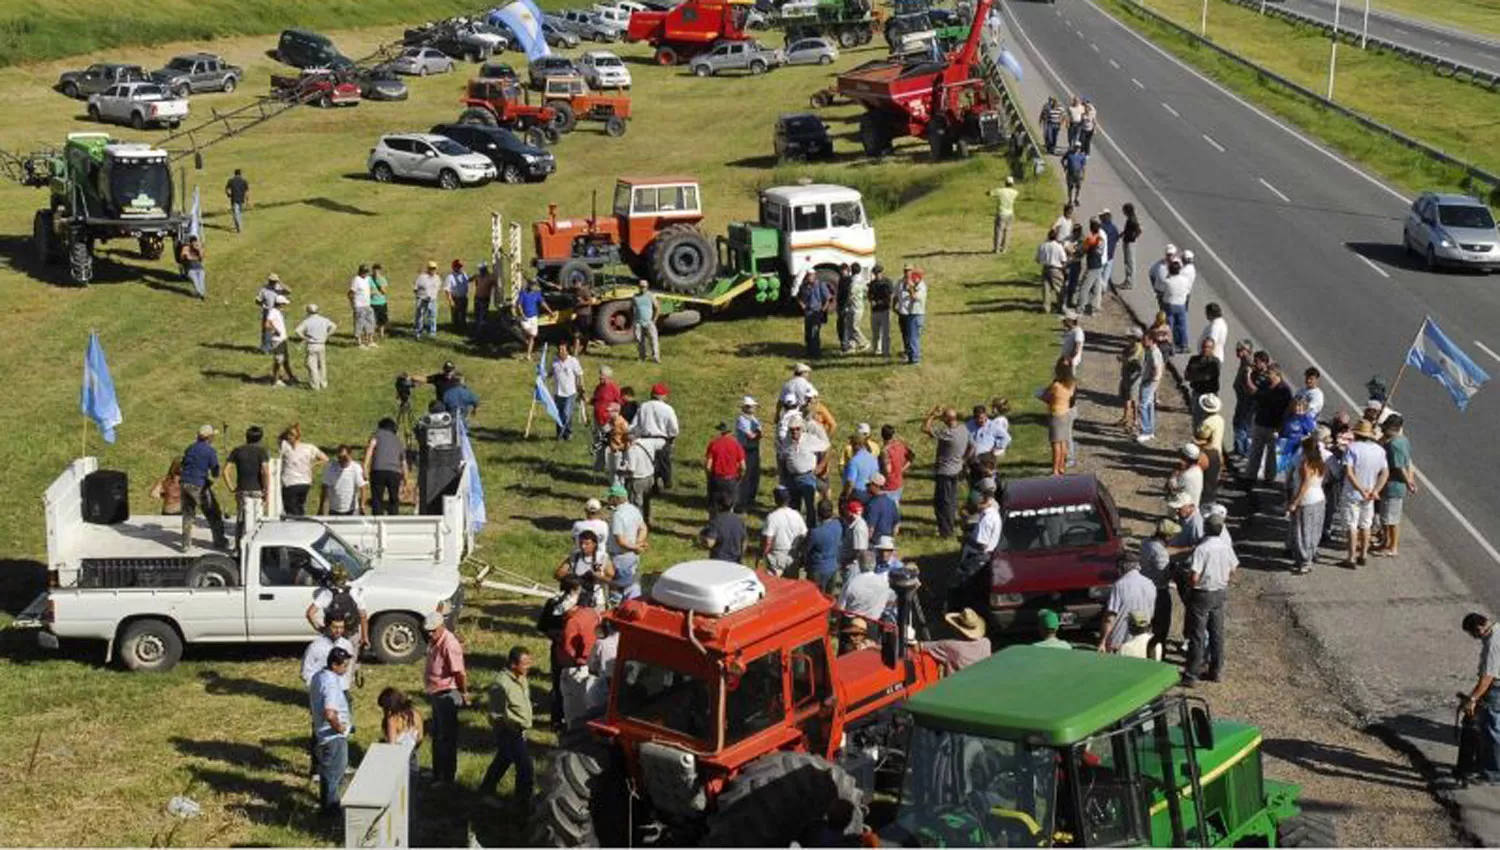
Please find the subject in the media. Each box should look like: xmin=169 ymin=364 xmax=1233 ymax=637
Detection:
xmin=810 ymin=90 xmax=832 ymax=109
xmin=119 ymin=619 xmax=183 ymax=672
xmin=658 ymin=308 xmax=701 ymax=332
xmin=838 ymin=28 xmax=860 ymax=49
xmin=928 ymin=117 xmax=953 ymax=160
xmin=501 ymin=163 xmax=525 ymax=184
xmin=438 ymin=169 xmax=461 ymax=190
xmin=32 ymin=210 xmax=54 ymax=267
xmin=133 ymin=110 xmax=152 ymax=130
xmin=371 ymin=162 xmax=395 ymax=182
xmin=542 ymin=125 xmax=563 ymax=144
xmin=68 ymin=234 xmax=93 ymax=285
xmin=186 ymin=554 xmax=240 ymax=588
xmin=63 ymin=81 xmax=79 ymax=98
xmin=557 ymin=259 xmax=596 ymax=291
xmin=371 ymin=613 xmax=424 ymax=664
xmin=820 ymin=54 xmax=834 ymax=65
xmin=319 ymin=93 xmax=333 ymax=108
xmin=857 ymin=26 xmax=874 ymax=45
xmin=592 ymin=299 xmax=636 ymax=346
xmin=859 ymin=113 xmax=889 ymax=157
xmin=654 ymin=46 xmax=679 ymax=65
xmin=604 ymin=115 xmax=627 ymax=137
xmin=522 ymin=126 xmax=549 ymax=148
xmin=650 ymin=226 xmax=716 ymax=294
xmin=703 ymin=751 xmax=866 ymax=847
xmin=548 ymin=101 xmax=577 ymax=133
xmin=138 ymin=234 xmax=165 ymax=260
xmin=750 ymin=60 xmax=768 ymax=75
xmin=529 ymin=737 xmax=631 ymax=846
xmin=459 ymin=107 xmax=497 ymax=125
xmin=1277 ymin=813 xmax=1339 ymax=847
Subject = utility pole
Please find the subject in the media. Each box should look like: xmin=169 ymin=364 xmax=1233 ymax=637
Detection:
xmin=1200 ymin=0 xmax=1209 ymax=36
xmin=1361 ymin=0 xmax=1371 ymax=48
xmin=1326 ymin=0 xmax=1342 ymax=99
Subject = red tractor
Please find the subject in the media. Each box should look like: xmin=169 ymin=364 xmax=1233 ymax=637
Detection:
xmin=457 ymin=78 xmax=563 ymax=147
xmin=530 ymin=560 xmax=943 ymax=846
xmin=532 ymin=176 xmax=717 ymax=293
xmin=626 ymin=0 xmax=754 ymax=65
xmin=835 ymin=0 xmax=1005 ymax=159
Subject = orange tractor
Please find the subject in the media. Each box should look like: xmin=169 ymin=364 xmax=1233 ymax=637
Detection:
xmin=532 ymin=176 xmax=717 ymax=293
xmin=457 ymin=78 xmax=563 ymax=147
xmin=530 ymin=560 xmax=944 ymax=846
xmin=539 ymin=75 xmax=631 ymax=137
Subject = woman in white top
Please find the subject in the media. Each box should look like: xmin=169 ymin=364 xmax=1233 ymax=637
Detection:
xmin=554 ymin=530 xmax=615 ymax=609
xmin=278 ymin=422 xmax=327 ymax=516
xmin=1286 ymin=434 xmax=1328 ymax=575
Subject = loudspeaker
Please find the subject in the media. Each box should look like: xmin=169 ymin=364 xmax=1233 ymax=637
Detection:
xmin=82 ymin=469 xmax=129 ymax=525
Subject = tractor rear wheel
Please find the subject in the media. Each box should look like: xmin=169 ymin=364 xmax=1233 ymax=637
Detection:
xmin=459 ymin=107 xmax=497 ymax=126
xmin=592 ymin=299 xmax=636 ymax=346
xmin=548 ymin=101 xmax=577 ymax=133
xmin=523 ymin=126 xmax=549 ymax=148
xmin=557 ymin=258 xmax=596 ymax=291
xmin=604 ymin=115 xmax=627 ymax=137
xmin=810 ymin=90 xmax=832 ymax=109
xmin=654 ymin=46 xmax=679 ymax=66
xmin=928 ymin=117 xmax=953 ymax=160
xmin=704 ymin=751 xmax=865 ymax=847
xmin=859 ymin=113 xmax=889 ymax=157
xmin=1277 ymin=813 xmax=1339 ymax=847
xmin=650 ymin=226 xmax=716 ymax=294
xmin=529 ymin=737 xmax=630 ymax=847
xmin=32 ymin=210 xmax=54 ymax=267
xmin=838 ymin=28 xmax=860 ymax=49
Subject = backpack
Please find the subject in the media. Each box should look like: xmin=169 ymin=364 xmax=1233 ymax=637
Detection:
xmin=324 ymin=587 xmax=360 ymax=630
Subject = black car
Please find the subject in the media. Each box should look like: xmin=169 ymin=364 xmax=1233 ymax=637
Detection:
xmin=528 ymin=56 xmax=579 ymax=90
xmin=774 ymin=112 xmax=834 ymax=161
xmin=430 ymin=123 xmax=556 ymax=183
xmin=479 ymin=61 xmax=520 ymax=84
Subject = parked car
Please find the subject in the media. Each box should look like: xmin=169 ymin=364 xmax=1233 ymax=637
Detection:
xmin=57 ymin=63 xmax=148 ymax=99
xmin=774 ymin=112 xmax=833 ymax=161
xmin=353 ymin=67 xmax=410 ymax=101
xmin=86 ymin=82 xmax=189 ymax=130
xmin=689 ymin=39 xmax=786 ymax=76
xmin=528 ymin=55 xmax=581 ymax=89
xmin=271 ymin=70 xmax=362 ymax=107
xmin=150 ymin=53 xmax=243 ymax=96
xmin=389 ymin=46 xmax=458 ymax=76
xmin=276 ymin=28 xmax=345 ymax=68
xmin=785 ymin=36 xmax=838 ymax=65
xmin=542 ymin=19 xmax=582 ymax=48
xmin=367 ymin=133 xmax=497 ymax=189
xmin=553 ymin=9 xmax=621 ymax=42
xmin=1403 ymin=192 xmax=1500 ymax=272
xmin=404 ymin=21 xmax=500 ymax=61
xmin=591 ymin=5 xmax=632 ymax=35
xmin=431 ymin=122 xmax=557 ymax=183
xmin=578 ymin=50 xmax=632 ymax=88
xmin=479 ymin=61 xmax=521 ymax=84
xmin=595 ymin=0 xmax=649 ymax=14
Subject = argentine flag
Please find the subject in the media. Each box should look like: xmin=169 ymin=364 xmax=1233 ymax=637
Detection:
xmin=1406 ymin=316 xmax=1490 ymax=411
xmin=491 ymin=0 xmax=551 ymax=62
xmin=81 ymin=332 xmax=122 ymax=444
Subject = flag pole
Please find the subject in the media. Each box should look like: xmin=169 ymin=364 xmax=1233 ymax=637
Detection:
xmin=1379 ymin=316 xmax=1427 ymax=416
xmin=523 ymin=341 xmax=546 ymax=439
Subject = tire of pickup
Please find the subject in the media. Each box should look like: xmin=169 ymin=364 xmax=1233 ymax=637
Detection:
xmin=222 ymin=76 xmax=237 ymax=93
xmin=187 ymin=554 xmax=240 ymax=588
xmin=118 ymin=619 xmax=184 ymax=672
xmin=372 ymin=613 xmax=425 ymax=664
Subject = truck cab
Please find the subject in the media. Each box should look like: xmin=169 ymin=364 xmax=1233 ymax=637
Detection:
xmin=756 ymin=183 xmax=876 ymax=287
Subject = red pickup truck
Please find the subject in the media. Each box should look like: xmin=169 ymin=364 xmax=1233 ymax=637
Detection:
xmin=271 ymin=70 xmax=361 ymax=107
xmin=986 ymin=474 xmax=1124 ymax=636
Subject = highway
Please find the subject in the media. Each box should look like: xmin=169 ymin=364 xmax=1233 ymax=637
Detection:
xmin=1275 ymin=0 xmax=1500 ymax=75
xmin=1001 ymin=0 xmax=1500 ymax=611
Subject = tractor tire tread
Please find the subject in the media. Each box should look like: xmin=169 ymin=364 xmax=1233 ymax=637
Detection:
xmin=704 ymin=751 xmax=865 ymax=847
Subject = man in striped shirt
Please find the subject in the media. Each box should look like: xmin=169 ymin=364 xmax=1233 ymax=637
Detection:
xmin=1039 ymin=96 xmax=1065 ymax=153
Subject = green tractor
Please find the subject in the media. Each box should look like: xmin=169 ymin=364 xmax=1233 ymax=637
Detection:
xmin=24 ymin=132 xmax=187 ymax=284
xmin=880 ymin=646 xmax=1336 ymax=848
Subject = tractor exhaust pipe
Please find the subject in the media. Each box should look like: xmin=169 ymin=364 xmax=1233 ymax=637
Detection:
xmin=883 ymin=571 xmax=920 ymax=668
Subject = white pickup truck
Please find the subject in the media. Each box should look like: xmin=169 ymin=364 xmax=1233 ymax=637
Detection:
xmin=86 ymin=81 xmax=190 ymax=130
xmin=14 ymin=458 xmax=468 ymax=672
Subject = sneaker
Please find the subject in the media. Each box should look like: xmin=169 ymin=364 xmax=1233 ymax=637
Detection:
xmin=274 ymin=380 xmax=286 ymax=388
xmin=1136 ymin=433 xmax=1155 ymax=443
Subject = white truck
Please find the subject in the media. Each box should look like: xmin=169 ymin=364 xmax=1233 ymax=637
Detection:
xmin=86 ymin=82 xmax=190 ymax=130
xmin=14 ymin=458 xmax=468 ymax=672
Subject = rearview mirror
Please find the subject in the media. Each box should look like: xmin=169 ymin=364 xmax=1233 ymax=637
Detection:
xmin=1189 ymin=705 xmax=1214 ymax=751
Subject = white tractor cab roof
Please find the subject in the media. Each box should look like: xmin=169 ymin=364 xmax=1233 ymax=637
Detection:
xmin=761 ymin=183 xmax=863 ymax=209
xmin=650 ymin=560 xmax=767 ymax=616
xmin=102 ymin=141 xmax=169 ymax=161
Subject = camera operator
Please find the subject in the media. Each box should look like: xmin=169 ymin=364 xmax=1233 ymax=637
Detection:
xmin=404 ymin=361 xmax=460 ymax=407
xmin=364 ymin=418 xmax=408 ymax=516
xmin=554 ymin=530 xmax=613 ymax=611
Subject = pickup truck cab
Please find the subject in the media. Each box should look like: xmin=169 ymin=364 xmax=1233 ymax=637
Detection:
xmin=58 ymin=63 xmax=148 ymax=99
xmin=15 ymin=458 xmax=465 ymax=672
xmin=986 ymin=474 xmax=1123 ymax=636
xmin=150 ymin=53 xmax=243 ymax=96
xmin=87 ymin=82 xmax=190 ymax=130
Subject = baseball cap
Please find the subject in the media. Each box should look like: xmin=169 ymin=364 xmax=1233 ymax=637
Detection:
xmin=856 ymin=422 xmax=871 ymax=436
xmin=607 ymin=484 xmax=628 ymax=499
xmin=307 ymin=303 xmax=319 ymax=315
xmin=873 ymin=535 xmax=896 ymax=551
xmin=847 ymin=500 xmax=864 ymax=515
xmin=422 ymin=611 xmax=444 ymax=631
xmin=599 ymin=365 xmax=614 ymax=377
xmin=1206 ymin=502 xmax=1229 ymax=519
xmin=1183 ymin=249 xmax=1195 ymax=261
xmin=716 ymin=421 xmax=730 ymax=432
xmin=793 ymin=363 xmax=811 ymax=375
xmin=1038 ymin=609 xmax=1061 ymax=630
xmin=782 ymin=392 xmax=798 ymax=405
xmin=651 ymin=383 xmax=669 ymax=396
xmin=266 ymin=272 xmax=281 ymax=283
xmin=585 ymin=498 xmax=602 ymax=513
xmin=197 ymin=424 xmax=216 ymax=438
xmin=1167 ymin=491 xmax=1194 ymax=509
xmin=869 ymin=472 xmax=886 ymax=488
xmin=443 ymin=360 xmax=456 ymax=372
xmin=1165 ymin=243 xmax=1179 ymax=256
xmin=1180 ymin=443 xmax=1200 ymax=460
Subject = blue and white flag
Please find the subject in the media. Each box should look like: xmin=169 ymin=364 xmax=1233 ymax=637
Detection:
xmin=81 ymin=332 xmax=122 ymax=444
xmin=455 ymin=416 xmax=487 ymax=537
xmin=1405 ymin=316 xmax=1490 ymax=411
xmin=534 ymin=342 xmax=563 ymax=427
xmin=999 ymin=48 xmax=1024 ymax=81
xmin=491 ymin=0 xmax=551 ymax=62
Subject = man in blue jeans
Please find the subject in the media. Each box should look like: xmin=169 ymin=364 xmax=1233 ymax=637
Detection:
xmin=481 ymin=646 xmax=536 ymax=805
xmin=309 ymin=646 xmax=353 ymax=814
xmin=900 ymin=269 xmax=928 ymax=365
xmin=1461 ymin=613 xmax=1500 ymax=785
xmin=797 ymin=269 xmax=834 ymax=359
xmin=1159 ymin=259 xmax=1192 ymax=353
xmin=1136 ymin=333 xmax=1163 ymax=443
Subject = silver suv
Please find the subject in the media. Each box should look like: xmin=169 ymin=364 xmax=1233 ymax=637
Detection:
xmin=689 ymin=39 xmax=786 ymax=76
xmin=367 ymin=133 xmax=497 ymax=189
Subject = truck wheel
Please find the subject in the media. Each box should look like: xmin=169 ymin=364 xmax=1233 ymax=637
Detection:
xmin=118 ymin=619 xmax=184 ymax=673
xmin=1278 ymin=813 xmax=1339 ymax=847
xmin=68 ymin=236 xmax=93 ymax=285
xmin=186 ymin=554 xmax=239 ymax=588
xmin=693 ymin=63 xmax=712 ymax=77
xmin=654 ymin=46 xmax=678 ymax=65
xmin=810 ymin=90 xmax=832 ymax=109
xmin=857 ymin=26 xmax=874 ymax=45
xmin=604 ymin=115 xmax=627 ymax=137
xmin=131 ymin=111 xmax=146 ymax=130
xmin=558 ymin=258 xmax=596 ymax=291
xmin=547 ymin=101 xmax=577 ymax=133
xmin=592 ymin=300 xmax=636 ymax=346
xmin=32 ymin=210 xmax=54 ymax=267
xmin=704 ymin=752 xmax=865 ymax=847
xmin=529 ymin=737 xmax=630 ymax=846
xmin=839 ymin=28 xmax=860 ymax=49
xmin=371 ymin=613 xmax=424 ymax=664
xmin=63 ymin=81 xmax=79 ymax=98
xmin=459 ymin=107 xmax=497 ymax=126
xmin=859 ymin=112 xmax=889 ymax=157
xmin=750 ymin=60 xmax=768 ymax=75
xmin=222 ymin=76 xmax=237 ymax=93
xmin=87 ymin=104 xmax=101 ymax=122
xmin=650 ymin=226 xmax=716 ymax=294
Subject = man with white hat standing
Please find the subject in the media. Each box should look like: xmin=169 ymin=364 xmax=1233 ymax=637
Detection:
xmin=1149 ymin=244 xmax=1178 ymax=306
xmin=1168 ymin=443 xmax=1204 ymax=508
xmin=780 ymin=363 xmax=816 ymax=414
xmin=1341 ymin=419 xmax=1389 ymax=568
xmin=1097 ymin=554 xmax=1157 ymax=654
xmin=264 ymin=292 xmax=298 ymax=388
xmin=736 ymin=397 xmax=763 ymax=510
xmin=295 ymin=304 xmax=337 ymax=391
xmin=256 ymin=273 xmax=289 ymax=353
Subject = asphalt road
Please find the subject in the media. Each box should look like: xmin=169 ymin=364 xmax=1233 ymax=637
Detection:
xmin=1274 ymin=0 xmax=1500 ymax=74
xmin=1002 ymin=0 xmax=1500 ymax=611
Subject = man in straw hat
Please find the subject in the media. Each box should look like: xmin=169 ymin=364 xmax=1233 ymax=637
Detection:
xmin=1340 ymin=419 xmax=1389 ymax=568
xmin=839 ymin=617 xmax=878 ymax=655
xmin=921 ymin=607 xmax=992 ymax=673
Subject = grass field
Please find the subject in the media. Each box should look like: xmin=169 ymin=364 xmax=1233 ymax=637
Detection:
xmin=0 ymin=24 xmax=1065 ymax=847
xmin=1372 ymin=0 xmax=1500 ymax=39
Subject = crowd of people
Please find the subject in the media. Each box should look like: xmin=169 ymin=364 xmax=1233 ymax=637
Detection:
xmin=793 ymin=262 xmax=931 ymax=364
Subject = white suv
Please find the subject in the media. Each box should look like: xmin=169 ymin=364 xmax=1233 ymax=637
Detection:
xmin=578 ymin=50 xmax=632 ymax=88
xmin=367 ymin=133 xmax=497 ymax=189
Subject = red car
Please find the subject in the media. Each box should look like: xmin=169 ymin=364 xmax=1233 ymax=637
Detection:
xmin=986 ymin=474 xmax=1124 ymax=636
xmin=270 ymin=70 xmax=361 ymax=107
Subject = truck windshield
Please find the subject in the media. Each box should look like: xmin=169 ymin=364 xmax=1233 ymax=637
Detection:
xmin=107 ymin=159 xmax=173 ymax=217
xmin=999 ymin=503 xmax=1107 ymax=552
xmin=313 ymin=532 xmax=372 ymax=580
xmin=894 ymin=725 xmax=1057 ymax=848
xmin=617 ymin=658 xmax=715 ymax=744
xmin=166 ymin=58 xmax=196 ymax=71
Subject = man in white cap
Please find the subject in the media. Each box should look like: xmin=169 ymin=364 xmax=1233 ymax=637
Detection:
xmin=736 ymin=397 xmax=763 ymax=510
xmin=1168 ymin=443 xmax=1204 ymax=508
xmin=256 ymin=273 xmax=288 ymax=353
xmin=1097 ymin=554 xmax=1156 ymax=654
xmin=1061 ymin=311 xmax=1085 ymax=375
xmin=179 ymin=424 xmax=229 ymax=552
xmin=295 ymin=303 xmax=337 ymax=391
xmin=572 ymin=497 xmax=609 ymax=551
xmin=988 ymin=176 xmax=1019 ymax=254
xmin=1341 ymin=419 xmax=1389 ymax=568
xmin=780 ymin=364 xmax=816 ymax=415
xmin=1149 ymin=244 xmax=1178 ymax=303
xmin=921 ymin=608 xmax=992 ymax=673
xmin=264 ymin=292 xmax=298 ymax=388
xmin=840 ymin=424 xmax=880 ymax=505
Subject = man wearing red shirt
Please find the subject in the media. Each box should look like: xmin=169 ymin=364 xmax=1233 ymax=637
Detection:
xmin=880 ymin=424 xmax=914 ymax=504
xmin=590 ymin=366 xmax=622 ymax=473
xmin=704 ymin=421 xmax=748 ymax=516
xmin=557 ymin=604 xmax=601 ymax=730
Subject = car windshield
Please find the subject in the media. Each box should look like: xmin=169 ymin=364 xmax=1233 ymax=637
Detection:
xmin=107 ymin=158 xmax=173 ymax=216
xmin=166 ymin=58 xmax=196 ymax=71
xmin=999 ymin=503 xmax=1107 ymax=551
xmin=595 ymin=55 xmax=623 ymax=66
xmin=431 ymin=138 xmax=471 ymax=156
xmin=617 ymin=658 xmax=715 ymax=743
xmin=894 ymin=725 xmax=1058 ymax=848
xmin=1439 ymin=204 xmax=1497 ymax=230
xmin=312 ymin=531 xmax=372 ymax=580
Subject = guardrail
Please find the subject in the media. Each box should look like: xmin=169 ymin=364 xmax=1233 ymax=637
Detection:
xmin=1120 ymin=0 xmax=1500 ymax=204
xmin=1221 ymin=0 xmax=1499 ymax=92
xmin=977 ymin=39 xmax=1047 ymax=177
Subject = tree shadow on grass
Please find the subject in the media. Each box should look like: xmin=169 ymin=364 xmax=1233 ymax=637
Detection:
xmin=199 ymin=669 xmax=307 ymax=708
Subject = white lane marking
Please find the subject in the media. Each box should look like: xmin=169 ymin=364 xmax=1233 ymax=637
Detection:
xmin=1475 ymin=340 xmax=1500 ymax=364
xmin=1004 ymin=0 xmax=1500 ymax=569
xmin=1435 ymin=38 xmax=1450 ymax=45
xmin=1202 ymin=133 xmax=1226 ymax=152
xmin=1161 ymin=101 xmax=1180 ymax=117
xmin=1110 ymin=58 xmax=1121 ymax=69
xmin=1257 ymin=177 xmax=1290 ymax=202
xmin=1079 ymin=0 xmax=1410 ymax=205
xmin=1091 ymin=42 xmax=1101 ymax=52
xmin=1353 ymin=252 xmax=1391 ymax=278
xmin=1076 ymin=29 xmax=1086 ymax=38
xmin=1132 ymin=76 xmax=1145 ymax=88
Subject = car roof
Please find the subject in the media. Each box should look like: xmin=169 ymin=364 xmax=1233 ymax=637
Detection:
xmin=903 ymin=646 xmax=1181 ymax=746
xmin=779 ymin=111 xmax=822 ymax=121
xmin=385 ymin=133 xmax=450 ymax=143
xmin=1429 ymin=193 xmax=1487 ymax=207
xmin=171 ymin=52 xmax=220 ymax=60
xmin=1002 ymin=473 xmax=1102 ymax=511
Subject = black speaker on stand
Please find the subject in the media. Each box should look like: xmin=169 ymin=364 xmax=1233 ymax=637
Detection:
xmin=82 ymin=469 xmax=129 ymax=525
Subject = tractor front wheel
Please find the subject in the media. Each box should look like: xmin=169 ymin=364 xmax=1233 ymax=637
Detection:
xmin=459 ymin=107 xmax=497 ymax=126
xmin=838 ymin=28 xmax=860 ymax=49
xmin=68 ymin=234 xmax=93 ymax=285
xmin=650 ymin=226 xmax=716 ymax=294
xmin=529 ymin=738 xmax=630 ymax=847
xmin=703 ymin=751 xmax=866 ymax=847
xmin=32 ymin=210 xmax=54 ymax=267
xmin=138 ymin=234 xmax=165 ymax=260
xmin=591 ymin=300 xmax=636 ymax=346
xmin=603 ymin=115 xmax=627 ymax=137
xmin=557 ymin=258 xmax=596 ymax=291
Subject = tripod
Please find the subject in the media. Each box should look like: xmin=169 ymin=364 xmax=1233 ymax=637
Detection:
xmin=395 ymin=397 xmax=417 ymax=447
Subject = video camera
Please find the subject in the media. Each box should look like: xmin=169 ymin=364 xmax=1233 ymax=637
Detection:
xmin=395 ymin=373 xmax=417 ymax=404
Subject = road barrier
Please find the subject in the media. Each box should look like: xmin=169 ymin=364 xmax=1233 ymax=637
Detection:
xmin=1220 ymin=0 xmax=1500 ymax=92
xmin=978 ymin=36 xmax=1048 ymax=177
xmin=1120 ymin=0 xmax=1500 ymax=204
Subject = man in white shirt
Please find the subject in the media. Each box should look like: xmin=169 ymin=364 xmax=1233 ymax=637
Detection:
xmin=959 ymin=480 xmax=1002 ymax=582
xmin=551 ymin=342 xmax=585 ymax=441
xmin=1200 ymin=303 xmax=1228 ymax=363
xmin=1341 ymin=420 xmax=1390 ymax=567
xmin=779 ymin=364 xmax=816 ymax=417
xmin=572 ymin=498 xmax=610 ymax=551
xmin=319 ymin=445 xmax=367 ymax=516
xmin=1183 ymin=517 xmax=1238 ymax=686
xmin=1148 ymin=244 xmax=1178 ymax=300
xmin=1036 ymin=229 xmax=1067 ymax=314
xmin=1160 ymin=262 xmax=1193 ymax=353
xmin=348 ymin=264 xmax=376 ymax=348
xmin=759 ymin=485 xmax=808 ymax=576
xmin=631 ymin=383 xmax=680 ymax=489
xmin=264 ymin=297 xmax=298 ymax=387
xmin=301 ymin=617 xmax=357 ymax=689
xmin=1061 ymin=311 xmax=1085 ymax=374
xmin=840 ymin=557 xmax=896 ymax=622
xmin=413 ymin=260 xmax=443 ymax=339
xmin=1050 ymin=203 xmax=1075 ymax=244
xmin=443 ymin=259 xmax=470 ymax=332
xmin=1296 ymin=367 xmax=1325 ymax=418
xmin=295 ymin=304 xmax=337 ymax=391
